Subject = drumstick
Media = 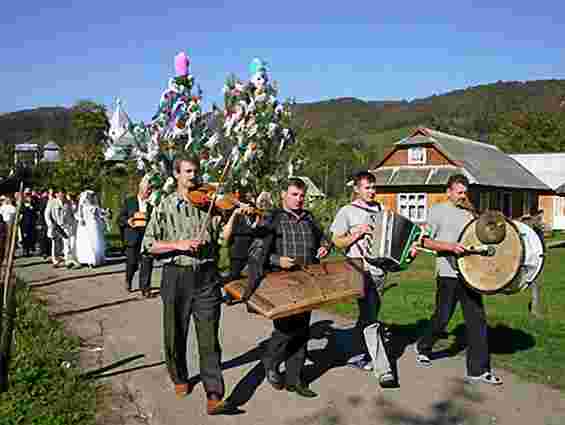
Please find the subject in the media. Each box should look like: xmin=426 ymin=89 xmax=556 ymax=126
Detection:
xmin=411 ymin=245 xmax=496 ymax=256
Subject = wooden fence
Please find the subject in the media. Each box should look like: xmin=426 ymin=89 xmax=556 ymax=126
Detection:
xmin=0 ymin=184 xmax=23 ymax=391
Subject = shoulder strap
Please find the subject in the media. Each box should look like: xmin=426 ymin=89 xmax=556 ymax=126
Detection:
xmin=350 ymin=202 xmax=382 ymax=215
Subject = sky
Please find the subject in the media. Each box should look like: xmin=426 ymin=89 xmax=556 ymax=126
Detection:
xmin=1 ymin=0 xmax=564 ymax=122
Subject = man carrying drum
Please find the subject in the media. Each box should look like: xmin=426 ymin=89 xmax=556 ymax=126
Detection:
xmin=330 ymin=171 xmax=396 ymax=388
xmin=414 ymin=174 xmax=502 ymax=385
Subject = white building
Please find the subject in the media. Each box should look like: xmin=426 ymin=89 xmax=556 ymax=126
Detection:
xmin=511 ymin=153 xmax=565 ymax=230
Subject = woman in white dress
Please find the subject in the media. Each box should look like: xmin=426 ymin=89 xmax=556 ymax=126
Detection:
xmin=75 ymin=190 xmax=106 ymax=267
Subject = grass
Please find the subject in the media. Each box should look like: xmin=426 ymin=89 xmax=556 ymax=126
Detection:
xmin=326 ymin=246 xmax=565 ymax=390
xmin=0 ymin=283 xmax=96 ymax=425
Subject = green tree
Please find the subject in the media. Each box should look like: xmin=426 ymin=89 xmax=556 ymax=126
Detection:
xmin=48 ymin=143 xmax=108 ymax=193
xmin=71 ymin=100 xmax=109 ymax=145
xmin=491 ymin=111 xmax=565 ymax=153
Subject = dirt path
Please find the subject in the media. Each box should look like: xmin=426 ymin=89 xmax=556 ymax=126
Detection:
xmin=15 ymin=256 xmax=565 ymax=425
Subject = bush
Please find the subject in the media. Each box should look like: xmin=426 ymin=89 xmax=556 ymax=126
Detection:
xmin=0 ymin=284 xmax=96 ymax=425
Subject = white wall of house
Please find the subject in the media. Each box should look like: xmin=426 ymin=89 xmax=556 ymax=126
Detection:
xmin=511 ymin=153 xmax=565 ymax=231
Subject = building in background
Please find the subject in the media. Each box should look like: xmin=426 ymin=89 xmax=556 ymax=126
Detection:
xmin=511 ymin=153 xmax=565 ymax=231
xmin=370 ymin=127 xmax=552 ymax=225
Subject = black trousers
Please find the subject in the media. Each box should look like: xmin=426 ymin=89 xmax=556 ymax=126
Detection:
xmin=356 ymin=274 xmax=382 ymax=354
xmin=262 ymin=311 xmax=312 ymax=386
xmin=125 ymin=245 xmax=154 ymax=291
xmin=39 ymin=226 xmax=50 ymax=257
xmin=417 ymin=276 xmax=490 ymax=376
xmin=161 ymin=264 xmax=224 ymax=397
xmin=228 ymin=257 xmax=247 ymax=280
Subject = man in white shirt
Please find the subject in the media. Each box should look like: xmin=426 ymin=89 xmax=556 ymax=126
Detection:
xmin=330 ymin=171 xmax=395 ymax=388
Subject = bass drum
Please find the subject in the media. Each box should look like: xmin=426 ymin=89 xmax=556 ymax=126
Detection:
xmin=456 ymin=217 xmax=544 ymax=295
xmin=507 ymin=220 xmax=545 ymax=294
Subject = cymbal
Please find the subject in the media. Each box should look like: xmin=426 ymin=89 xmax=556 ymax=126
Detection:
xmin=475 ymin=210 xmax=506 ymax=244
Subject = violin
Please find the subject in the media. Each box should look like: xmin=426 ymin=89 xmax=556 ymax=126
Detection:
xmin=186 ymin=184 xmax=264 ymax=217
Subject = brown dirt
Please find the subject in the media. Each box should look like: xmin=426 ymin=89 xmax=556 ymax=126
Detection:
xmin=16 ymin=257 xmax=565 ymax=425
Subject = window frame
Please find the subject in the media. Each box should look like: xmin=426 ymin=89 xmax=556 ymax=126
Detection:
xmin=397 ymin=192 xmax=428 ymax=223
xmin=407 ymin=146 xmax=427 ymax=165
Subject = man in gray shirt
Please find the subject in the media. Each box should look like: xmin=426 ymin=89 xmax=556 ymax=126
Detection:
xmin=415 ymin=174 xmax=502 ymax=385
xmin=330 ymin=171 xmax=394 ymax=388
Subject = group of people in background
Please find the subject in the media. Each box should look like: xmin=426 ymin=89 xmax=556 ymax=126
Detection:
xmin=0 ymin=188 xmax=108 ymax=269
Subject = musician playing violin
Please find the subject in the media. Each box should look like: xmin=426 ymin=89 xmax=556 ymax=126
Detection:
xmin=330 ymin=171 xmax=395 ymax=388
xmin=222 ymin=191 xmax=273 ymax=280
xmin=142 ymin=153 xmax=235 ymax=414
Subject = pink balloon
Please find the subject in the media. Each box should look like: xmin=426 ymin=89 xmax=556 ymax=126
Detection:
xmin=175 ymin=52 xmax=190 ymax=77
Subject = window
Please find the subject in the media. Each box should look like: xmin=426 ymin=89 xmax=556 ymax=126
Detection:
xmin=479 ymin=192 xmax=490 ymax=211
xmin=502 ymin=192 xmax=512 ymax=217
xmin=522 ymin=192 xmax=534 ymax=215
xmin=398 ymin=193 xmax=427 ymax=222
xmin=407 ymin=147 xmax=426 ymax=164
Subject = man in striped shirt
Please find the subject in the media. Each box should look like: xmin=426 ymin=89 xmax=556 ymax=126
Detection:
xmin=142 ymin=154 xmax=231 ymax=415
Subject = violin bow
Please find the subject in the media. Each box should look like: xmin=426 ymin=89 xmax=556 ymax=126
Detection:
xmin=196 ymin=158 xmax=232 ymax=241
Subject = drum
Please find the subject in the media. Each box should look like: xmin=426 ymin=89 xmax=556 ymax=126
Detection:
xmin=364 ymin=210 xmax=423 ymax=272
xmin=223 ymin=259 xmax=365 ymax=320
xmin=456 ymin=216 xmax=545 ymax=295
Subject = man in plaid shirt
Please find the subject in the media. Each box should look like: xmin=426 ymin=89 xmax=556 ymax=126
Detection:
xmin=259 ymin=178 xmax=330 ymax=398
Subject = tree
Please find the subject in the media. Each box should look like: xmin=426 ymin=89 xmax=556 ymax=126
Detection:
xmin=491 ymin=111 xmax=565 ymax=153
xmin=71 ymin=100 xmax=109 ymax=145
xmin=48 ymin=143 xmax=107 ymax=193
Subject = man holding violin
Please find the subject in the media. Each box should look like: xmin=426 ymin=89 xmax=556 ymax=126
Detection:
xmin=142 ymin=153 xmax=231 ymax=415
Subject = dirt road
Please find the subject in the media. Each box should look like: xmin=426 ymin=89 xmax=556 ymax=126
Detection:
xmin=16 ymin=256 xmax=565 ymax=425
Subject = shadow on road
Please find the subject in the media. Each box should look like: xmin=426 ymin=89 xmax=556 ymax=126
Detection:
xmin=27 ymin=270 xmax=124 ymax=287
xmin=53 ymin=296 xmax=146 ymax=318
xmin=90 ymin=361 xmax=166 ymax=379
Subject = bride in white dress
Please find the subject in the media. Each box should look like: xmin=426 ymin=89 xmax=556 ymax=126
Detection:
xmin=75 ymin=190 xmax=106 ymax=267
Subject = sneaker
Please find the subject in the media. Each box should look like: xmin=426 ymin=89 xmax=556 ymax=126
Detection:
xmin=414 ymin=345 xmax=432 ymax=367
xmin=378 ymin=370 xmax=398 ymax=389
xmin=465 ymin=371 xmax=503 ymax=386
xmin=347 ymin=354 xmax=371 ymax=370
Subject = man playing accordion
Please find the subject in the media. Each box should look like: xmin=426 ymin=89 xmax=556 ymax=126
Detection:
xmin=330 ymin=171 xmax=396 ymax=388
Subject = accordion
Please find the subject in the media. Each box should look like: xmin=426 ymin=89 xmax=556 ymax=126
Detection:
xmin=364 ymin=210 xmax=423 ymax=272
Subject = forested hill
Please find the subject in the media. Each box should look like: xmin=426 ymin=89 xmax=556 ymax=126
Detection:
xmin=292 ymin=79 xmax=565 ymax=144
xmin=1 ymin=79 xmax=564 ymax=151
xmin=0 ymin=107 xmax=73 ymax=146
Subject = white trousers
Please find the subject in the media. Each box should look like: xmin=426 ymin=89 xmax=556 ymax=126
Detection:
xmin=62 ymin=236 xmax=77 ymax=263
xmin=363 ymin=322 xmax=392 ymax=377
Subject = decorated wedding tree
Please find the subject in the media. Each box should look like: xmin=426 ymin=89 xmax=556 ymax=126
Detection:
xmin=220 ymin=58 xmax=300 ymax=196
xmin=103 ymin=53 xmax=302 ymax=206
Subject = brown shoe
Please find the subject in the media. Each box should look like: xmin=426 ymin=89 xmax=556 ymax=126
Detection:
xmin=175 ymin=383 xmax=193 ymax=399
xmin=207 ymin=397 xmax=229 ymax=415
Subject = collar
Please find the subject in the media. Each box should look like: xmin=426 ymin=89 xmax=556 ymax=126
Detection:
xmin=283 ymin=207 xmax=307 ymax=221
xmin=351 ymin=199 xmax=381 ymax=212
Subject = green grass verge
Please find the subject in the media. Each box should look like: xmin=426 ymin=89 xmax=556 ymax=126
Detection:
xmin=326 ymin=247 xmax=565 ymax=390
xmin=0 ymin=284 xmax=96 ymax=425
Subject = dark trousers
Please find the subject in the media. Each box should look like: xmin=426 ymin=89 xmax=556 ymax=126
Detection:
xmin=161 ymin=264 xmax=224 ymax=397
xmin=356 ymin=275 xmax=381 ymax=353
xmin=39 ymin=226 xmax=50 ymax=257
xmin=20 ymin=225 xmax=35 ymax=255
xmin=263 ymin=311 xmax=312 ymax=386
xmin=125 ymin=245 xmax=154 ymax=290
xmin=229 ymin=257 xmax=247 ymax=280
xmin=417 ymin=276 xmax=490 ymax=376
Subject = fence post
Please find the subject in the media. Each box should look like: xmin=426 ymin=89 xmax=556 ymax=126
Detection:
xmin=0 ymin=183 xmax=24 ymax=392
